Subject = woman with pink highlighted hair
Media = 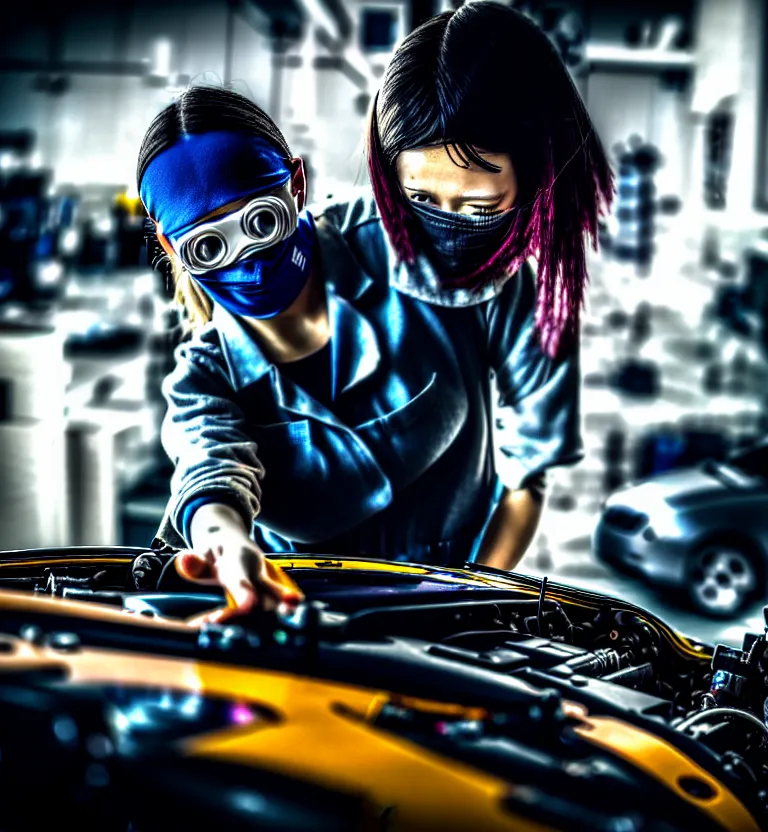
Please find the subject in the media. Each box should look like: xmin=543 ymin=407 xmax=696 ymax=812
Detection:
xmin=361 ymin=2 xmax=613 ymax=567
xmin=368 ymin=3 xmax=613 ymax=358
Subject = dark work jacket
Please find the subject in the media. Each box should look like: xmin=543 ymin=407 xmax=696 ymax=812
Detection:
xmin=155 ymin=193 xmax=582 ymax=567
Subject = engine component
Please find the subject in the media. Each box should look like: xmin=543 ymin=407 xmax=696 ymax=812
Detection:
xmin=0 ymin=551 xmax=766 ymax=831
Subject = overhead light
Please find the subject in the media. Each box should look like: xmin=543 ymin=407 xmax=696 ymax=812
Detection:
xmin=152 ymin=39 xmax=172 ymax=78
xmin=36 ymin=261 xmax=64 ymax=287
xmin=585 ymin=44 xmax=693 ymax=66
xmin=61 ymin=229 xmax=79 ymax=254
xmin=96 ymin=217 xmax=115 ymax=235
xmin=298 ymin=0 xmax=340 ymax=40
xmin=656 ymin=18 xmax=682 ymax=51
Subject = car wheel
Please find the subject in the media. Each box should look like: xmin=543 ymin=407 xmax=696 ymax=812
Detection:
xmin=687 ymin=544 xmax=760 ymax=618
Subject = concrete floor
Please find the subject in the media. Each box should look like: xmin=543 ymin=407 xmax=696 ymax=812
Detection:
xmin=519 ymin=217 xmax=768 ymax=649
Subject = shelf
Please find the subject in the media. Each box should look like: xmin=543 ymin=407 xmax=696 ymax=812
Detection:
xmin=585 ymin=43 xmax=694 ymax=71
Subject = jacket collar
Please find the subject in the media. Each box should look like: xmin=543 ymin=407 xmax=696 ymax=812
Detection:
xmin=213 ymin=215 xmax=381 ymax=402
xmin=389 ymin=243 xmax=513 ymax=308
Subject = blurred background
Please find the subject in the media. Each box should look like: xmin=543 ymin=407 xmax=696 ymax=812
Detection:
xmin=0 ymin=0 xmax=767 ymax=644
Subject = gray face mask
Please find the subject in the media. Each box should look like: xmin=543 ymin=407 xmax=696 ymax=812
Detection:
xmin=409 ymin=200 xmax=516 ymax=280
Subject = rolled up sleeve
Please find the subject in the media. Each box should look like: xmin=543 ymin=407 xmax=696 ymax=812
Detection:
xmin=160 ymin=332 xmax=265 ymax=545
xmin=486 ymin=262 xmax=583 ymax=491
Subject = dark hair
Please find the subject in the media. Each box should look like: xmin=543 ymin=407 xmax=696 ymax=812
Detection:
xmin=137 ymin=86 xmax=293 ymax=329
xmin=137 ymin=85 xmax=292 ymax=187
xmin=368 ymin=3 xmax=614 ymax=355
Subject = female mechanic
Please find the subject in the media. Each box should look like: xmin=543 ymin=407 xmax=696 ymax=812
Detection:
xmin=138 ymin=2 xmax=613 ymax=615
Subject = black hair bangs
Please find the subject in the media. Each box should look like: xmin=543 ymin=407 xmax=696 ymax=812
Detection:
xmin=376 ymin=6 xmax=558 ymax=195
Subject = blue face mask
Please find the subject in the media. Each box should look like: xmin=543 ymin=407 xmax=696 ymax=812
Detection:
xmin=409 ymin=200 xmax=515 ymax=279
xmin=192 ymin=210 xmax=314 ymax=319
xmin=140 ymin=131 xmax=314 ymax=319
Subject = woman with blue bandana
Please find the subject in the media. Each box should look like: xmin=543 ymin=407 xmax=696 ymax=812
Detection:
xmin=140 ymin=3 xmax=613 ymax=615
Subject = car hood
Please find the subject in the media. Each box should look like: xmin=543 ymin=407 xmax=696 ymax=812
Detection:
xmin=0 ymin=547 xmax=755 ymax=832
xmin=610 ymin=465 xmax=741 ymax=510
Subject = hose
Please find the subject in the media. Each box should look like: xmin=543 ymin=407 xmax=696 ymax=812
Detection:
xmin=675 ymin=707 xmax=768 ymax=740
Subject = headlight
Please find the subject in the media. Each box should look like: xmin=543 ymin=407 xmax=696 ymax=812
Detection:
xmin=646 ymin=504 xmax=683 ymax=539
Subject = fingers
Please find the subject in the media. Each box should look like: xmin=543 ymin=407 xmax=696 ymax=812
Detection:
xmin=187 ymin=600 xmax=288 ymax=627
xmin=185 ymin=589 xmax=303 ymax=629
xmin=175 ymin=549 xmax=219 ymax=584
xmin=217 ymin=548 xmax=303 ymax=611
xmin=241 ymin=561 xmax=302 ymax=615
xmin=262 ymin=558 xmax=304 ymax=603
xmin=186 ymin=607 xmax=228 ymax=627
xmin=221 ymin=577 xmax=295 ymax=617
xmin=200 ymin=605 xmax=245 ymax=625
xmin=226 ymin=577 xmax=263 ymax=614
xmin=256 ymin=574 xmax=303 ymax=610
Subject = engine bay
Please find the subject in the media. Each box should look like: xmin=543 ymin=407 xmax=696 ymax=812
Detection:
xmin=0 ymin=547 xmax=766 ymax=831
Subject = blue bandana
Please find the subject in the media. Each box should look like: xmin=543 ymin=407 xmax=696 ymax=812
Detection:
xmin=140 ymin=131 xmax=314 ymax=319
xmin=139 ymin=131 xmax=292 ymax=238
xmin=194 ymin=211 xmax=315 ymax=319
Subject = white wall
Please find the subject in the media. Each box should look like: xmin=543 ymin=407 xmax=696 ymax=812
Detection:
xmin=0 ymin=0 xmax=407 ymax=199
xmin=688 ymin=0 xmax=765 ymax=218
xmin=587 ymin=73 xmax=656 ymax=148
xmin=278 ymin=0 xmax=409 ymax=200
xmin=585 ymin=0 xmax=766 ymax=217
xmin=690 ymin=0 xmax=749 ymax=115
xmin=585 ymin=71 xmax=691 ymax=197
xmin=0 ymin=1 xmax=275 ymax=191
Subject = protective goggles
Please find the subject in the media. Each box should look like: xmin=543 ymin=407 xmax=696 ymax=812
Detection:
xmin=171 ymin=192 xmax=298 ymax=275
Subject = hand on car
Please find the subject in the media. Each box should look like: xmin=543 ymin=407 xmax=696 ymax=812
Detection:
xmin=176 ymin=502 xmax=304 ymax=623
